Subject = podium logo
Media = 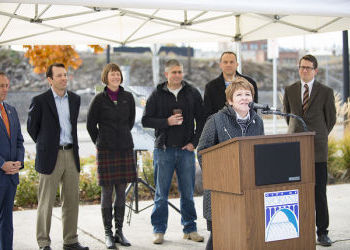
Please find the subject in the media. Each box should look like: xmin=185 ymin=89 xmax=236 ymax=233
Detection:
xmin=264 ymin=190 xmax=299 ymax=242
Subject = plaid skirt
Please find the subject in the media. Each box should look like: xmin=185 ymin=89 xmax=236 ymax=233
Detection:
xmin=96 ymin=149 xmax=137 ymax=186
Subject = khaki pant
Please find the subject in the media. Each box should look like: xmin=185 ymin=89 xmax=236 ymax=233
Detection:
xmin=36 ymin=149 xmax=80 ymax=247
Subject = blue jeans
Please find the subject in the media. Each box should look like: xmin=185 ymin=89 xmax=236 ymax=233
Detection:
xmin=151 ymin=147 xmax=197 ymax=234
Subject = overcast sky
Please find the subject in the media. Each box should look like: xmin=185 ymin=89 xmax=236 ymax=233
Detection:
xmin=277 ymin=31 xmax=344 ymax=50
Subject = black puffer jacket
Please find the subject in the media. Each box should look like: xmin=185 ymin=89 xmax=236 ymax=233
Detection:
xmin=142 ymin=81 xmax=206 ymax=149
xmin=87 ymin=86 xmax=135 ymax=150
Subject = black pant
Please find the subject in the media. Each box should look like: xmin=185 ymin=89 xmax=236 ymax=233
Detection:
xmin=315 ymin=162 xmax=329 ymax=236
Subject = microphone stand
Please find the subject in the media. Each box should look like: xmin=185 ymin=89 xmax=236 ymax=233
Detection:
xmin=261 ymin=110 xmax=309 ymax=132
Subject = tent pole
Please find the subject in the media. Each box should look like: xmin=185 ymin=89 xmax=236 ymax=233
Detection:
xmin=152 ymin=44 xmax=160 ymax=87
xmin=234 ymin=15 xmax=242 ymax=72
xmin=187 ymin=45 xmax=192 ymax=75
xmin=106 ymin=44 xmax=110 ymax=64
xmin=272 ymin=56 xmax=278 ymax=134
xmin=235 ymin=42 xmax=242 ymax=73
xmin=343 ymin=30 xmax=349 ymax=127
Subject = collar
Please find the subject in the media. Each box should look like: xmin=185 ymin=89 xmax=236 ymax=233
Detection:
xmin=167 ymin=84 xmax=183 ymax=92
xmin=51 ymin=87 xmax=68 ymax=98
xmin=300 ymin=78 xmax=315 ymax=88
xmin=220 ymin=71 xmax=241 ymax=83
xmin=235 ymin=111 xmax=250 ymax=120
xmin=104 ymin=85 xmax=124 ymax=93
xmin=223 ymin=73 xmax=236 ymax=83
xmin=107 ymin=86 xmax=120 ymax=94
xmin=162 ymin=80 xmax=185 ymax=91
xmin=226 ymin=105 xmax=250 ymax=120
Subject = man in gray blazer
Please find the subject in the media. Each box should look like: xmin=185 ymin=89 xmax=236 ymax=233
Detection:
xmin=283 ymin=54 xmax=336 ymax=247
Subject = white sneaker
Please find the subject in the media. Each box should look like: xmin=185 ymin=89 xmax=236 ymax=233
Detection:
xmin=153 ymin=233 xmax=164 ymax=244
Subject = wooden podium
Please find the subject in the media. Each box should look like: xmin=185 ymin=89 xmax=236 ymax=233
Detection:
xmin=200 ymin=132 xmax=316 ymax=250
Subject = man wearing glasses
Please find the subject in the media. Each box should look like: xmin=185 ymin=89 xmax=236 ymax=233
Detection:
xmin=283 ymin=54 xmax=336 ymax=247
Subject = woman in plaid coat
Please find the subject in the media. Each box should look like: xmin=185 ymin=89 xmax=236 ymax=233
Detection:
xmin=197 ymin=77 xmax=264 ymax=250
xmin=87 ymin=63 xmax=136 ymax=249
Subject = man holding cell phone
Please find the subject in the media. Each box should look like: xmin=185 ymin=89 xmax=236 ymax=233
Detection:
xmin=142 ymin=59 xmax=206 ymax=245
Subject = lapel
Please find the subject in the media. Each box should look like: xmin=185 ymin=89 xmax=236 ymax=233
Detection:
xmin=67 ymin=91 xmax=76 ymax=125
xmin=46 ymin=89 xmax=59 ymax=122
xmin=6 ymin=103 xmax=15 ymax=140
xmin=307 ymin=80 xmax=320 ymax=109
xmin=0 ymin=102 xmax=10 ymax=140
xmin=291 ymin=81 xmax=304 ymax=115
xmin=218 ymin=73 xmax=226 ymax=92
xmin=6 ymin=103 xmax=20 ymax=147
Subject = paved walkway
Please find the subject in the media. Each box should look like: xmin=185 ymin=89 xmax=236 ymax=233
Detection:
xmin=13 ymin=184 xmax=350 ymax=250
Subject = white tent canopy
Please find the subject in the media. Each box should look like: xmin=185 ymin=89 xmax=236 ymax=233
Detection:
xmin=0 ymin=0 xmax=349 ymax=45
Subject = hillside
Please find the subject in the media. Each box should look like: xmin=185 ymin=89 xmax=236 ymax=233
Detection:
xmin=0 ymin=48 xmax=344 ymax=95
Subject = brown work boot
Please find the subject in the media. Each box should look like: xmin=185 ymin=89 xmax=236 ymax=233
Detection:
xmin=153 ymin=233 xmax=164 ymax=244
xmin=183 ymin=231 xmax=204 ymax=242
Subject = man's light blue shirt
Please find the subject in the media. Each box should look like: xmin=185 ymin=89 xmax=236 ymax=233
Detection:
xmin=51 ymin=87 xmax=72 ymax=145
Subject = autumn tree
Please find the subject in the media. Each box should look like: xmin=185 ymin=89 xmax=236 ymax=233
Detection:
xmin=88 ymin=45 xmax=104 ymax=54
xmin=23 ymin=45 xmax=104 ymax=74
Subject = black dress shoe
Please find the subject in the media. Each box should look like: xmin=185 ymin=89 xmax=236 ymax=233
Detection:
xmin=63 ymin=242 xmax=89 ymax=250
xmin=39 ymin=247 xmax=52 ymax=250
xmin=317 ymin=234 xmax=332 ymax=247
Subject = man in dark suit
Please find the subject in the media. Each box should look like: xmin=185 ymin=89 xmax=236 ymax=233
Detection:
xmin=27 ymin=63 xmax=88 ymax=250
xmin=0 ymin=72 xmax=24 ymax=250
xmin=204 ymin=51 xmax=258 ymax=117
xmin=283 ymin=54 xmax=336 ymax=247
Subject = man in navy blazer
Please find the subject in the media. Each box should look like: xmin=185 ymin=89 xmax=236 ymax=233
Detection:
xmin=0 ymin=72 xmax=24 ymax=250
xmin=27 ymin=63 xmax=88 ymax=250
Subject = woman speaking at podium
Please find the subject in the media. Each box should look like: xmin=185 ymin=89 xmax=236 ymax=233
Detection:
xmin=197 ymin=77 xmax=264 ymax=250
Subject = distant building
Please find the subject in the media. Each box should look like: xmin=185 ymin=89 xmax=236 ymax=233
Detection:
xmin=158 ymin=46 xmax=193 ymax=57
xmin=279 ymin=48 xmax=299 ymax=66
xmin=113 ymin=46 xmax=151 ymax=54
xmin=241 ymin=40 xmax=299 ymax=66
xmin=241 ymin=40 xmax=267 ymax=63
xmin=113 ymin=46 xmax=193 ymax=57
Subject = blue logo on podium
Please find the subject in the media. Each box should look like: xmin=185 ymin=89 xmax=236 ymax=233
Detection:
xmin=264 ymin=190 xmax=299 ymax=242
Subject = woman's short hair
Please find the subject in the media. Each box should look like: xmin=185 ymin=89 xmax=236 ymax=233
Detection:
xmin=101 ymin=63 xmax=123 ymax=85
xmin=225 ymin=77 xmax=255 ymax=103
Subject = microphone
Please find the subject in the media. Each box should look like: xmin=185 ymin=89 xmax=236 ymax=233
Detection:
xmin=248 ymin=102 xmax=280 ymax=111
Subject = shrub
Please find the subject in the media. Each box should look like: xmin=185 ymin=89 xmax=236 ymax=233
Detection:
xmin=79 ymin=164 xmax=101 ymax=202
xmin=339 ymin=132 xmax=350 ymax=171
xmin=328 ymin=137 xmax=343 ymax=181
xmin=328 ymin=130 xmax=350 ymax=182
xmin=15 ymin=152 xmax=182 ymax=208
xmin=15 ymin=158 xmax=39 ymax=208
